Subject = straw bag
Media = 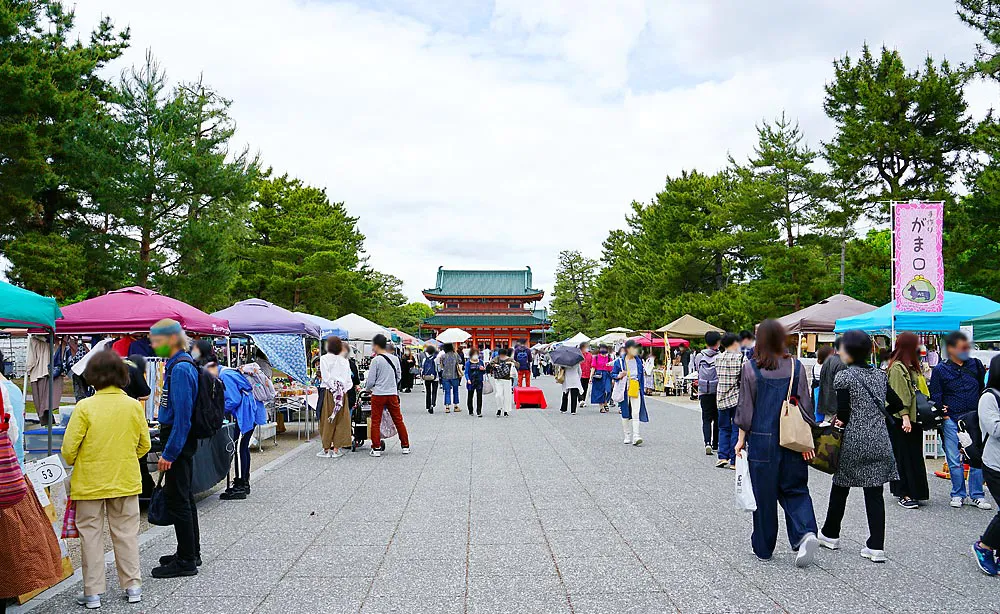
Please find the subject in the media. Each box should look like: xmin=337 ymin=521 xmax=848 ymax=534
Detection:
xmin=0 ymin=392 xmax=28 ymax=509
xmin=779 ymin=361 xmax=814 ymax=452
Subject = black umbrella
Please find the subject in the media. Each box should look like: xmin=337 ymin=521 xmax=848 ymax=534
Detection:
xmin=550 ymin=345 xmax=584 ymax=367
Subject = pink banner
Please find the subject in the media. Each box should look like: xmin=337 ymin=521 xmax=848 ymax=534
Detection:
xmin=894 ymin=202 xmax=944 ymax=313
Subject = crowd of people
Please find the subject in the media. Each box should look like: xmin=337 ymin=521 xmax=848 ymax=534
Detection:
xmin=688 ymin=319 xmax=1000 ymax=575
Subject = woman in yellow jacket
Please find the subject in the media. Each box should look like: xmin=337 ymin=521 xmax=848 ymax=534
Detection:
xmin=62 ymin=350 xmax=151 ymax=609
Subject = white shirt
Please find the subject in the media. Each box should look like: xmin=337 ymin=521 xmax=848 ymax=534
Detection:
xmin=320 ymin=353 xmax=353 ymax=389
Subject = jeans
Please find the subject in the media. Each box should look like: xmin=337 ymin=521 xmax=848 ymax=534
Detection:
xmin=700 ymin=393 xmax=719 ymax=448
xmin=162 ymin=434 xmax=200 ymax=564
xmin=424 ymin=380 xmax=438 ymax=409
xmin=982 ymin=465 xmax=1000 ymax=549
xmin=941 ymin=417 xmax=985 ymax=499
xmin=717 ymin=408 xmax=737 ymax=463
xmin=749 ymin=446 xmax=818 ymax=559
xmin=442 ymin=378 xmax=460 ymax=406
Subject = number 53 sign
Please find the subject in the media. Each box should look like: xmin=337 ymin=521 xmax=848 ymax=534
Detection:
xmin=25 ymin=455 xmax=67 ymax=488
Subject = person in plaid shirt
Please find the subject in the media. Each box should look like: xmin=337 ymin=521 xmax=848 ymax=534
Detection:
xmin=715 ymin=333 xmax=744 ymax=469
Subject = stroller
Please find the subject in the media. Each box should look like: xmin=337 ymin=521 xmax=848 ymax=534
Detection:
xmin=351 ymin=389 xmax=373 ymax=452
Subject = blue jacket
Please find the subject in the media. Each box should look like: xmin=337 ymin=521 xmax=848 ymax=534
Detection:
xmin=930 ymin=358 xmax=986 ymax=417
xmin=611 ymin=356 xmax=648 ymax=422
xmin=465 ymin=359 xmax=486 ymax=388
xmin=220 ymin=368 xmax=267 ymax=433
xmin=159 ymin=352 xmax=198 ymax=462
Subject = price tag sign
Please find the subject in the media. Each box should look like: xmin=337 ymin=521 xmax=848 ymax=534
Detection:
xmin=25 ymin=455 xmax=66 ymax=488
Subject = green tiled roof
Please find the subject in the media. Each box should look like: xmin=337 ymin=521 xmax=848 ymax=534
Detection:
xmin=422 ymin=314 xmax=550 ymax=327
xmin=423 ymin=267 xmax=543 ymax=297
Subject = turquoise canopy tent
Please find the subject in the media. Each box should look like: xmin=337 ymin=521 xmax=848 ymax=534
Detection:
xmin=0 ymin=280 xmax=62 ymax=329
xmin=834 ymin=292 xmax=1000 ymax=334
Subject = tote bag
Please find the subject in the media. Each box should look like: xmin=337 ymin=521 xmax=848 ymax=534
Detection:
xmin=61 ymin=498 xmax=79 ymax=539
xmin=482 ymin=376 xmax=495 ymax=396
xmin=809 ymin=422 xmax=843 ymax=474
xmin=779 ymin=361 xmax=814 ymax=452
xmin=148 ymin=473 xmax=173 ymax=526
xmin=734 ymin=452 xmax=756 ymax=512
xmin=0 ymin=393 xmax=28 ymax=509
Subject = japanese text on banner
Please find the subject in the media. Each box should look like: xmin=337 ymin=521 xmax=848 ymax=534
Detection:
xmin=894 ymin=202 xmax=944 ymax=313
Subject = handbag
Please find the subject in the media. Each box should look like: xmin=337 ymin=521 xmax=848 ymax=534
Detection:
xmin=148 ymin=473 xmax=173 ymax=526
xmin=0 ymin=393 xmax=28 ymax=509
xmin=554 ymin=367 xmax=565 ymax=384
xmin=908 ymin=371 xmax=937 ymax=426
xmin=482 ymin=376 xmax=495 ymax=396
xmin=809 ymin=422 xmax=843 ymax=474
xmin=61 ymin=498 xmax=79 ymax=538
xmin=592 ymin=371 xmax=604 ymax=380
xmin=779 ymin=361 xmax=814 ymax=452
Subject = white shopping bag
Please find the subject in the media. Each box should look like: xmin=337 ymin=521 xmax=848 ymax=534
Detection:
xmin=734 ymin=451 xmax=756 ymax=512
xmin=611 ymin=377 xmax=627 ymax=404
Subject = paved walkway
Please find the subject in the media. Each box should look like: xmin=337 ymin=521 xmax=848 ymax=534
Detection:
xmin=22 ymin=376 xmax=1000 ymax=613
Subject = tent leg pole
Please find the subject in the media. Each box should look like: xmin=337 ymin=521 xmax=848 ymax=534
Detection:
xmin=47 ymin=332 xmax=55 ymax=456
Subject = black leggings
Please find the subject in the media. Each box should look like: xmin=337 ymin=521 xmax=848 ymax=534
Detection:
xmin=467 ymin=385 xmax=482 ymax=415
xmin=982 ymin=466 xmax=1000 ymax=549
xmin=822 ymin=484 xmax=885 ymax=550
xmin=580 ymin=378 xmax=589 ymax=399
xmin=425 ymin=380 xmax=438 ymax=409
xmin=561 ymin=389 xmax=579 ymax=413
xmin=235 ymin=428 xmax=253 ymax=481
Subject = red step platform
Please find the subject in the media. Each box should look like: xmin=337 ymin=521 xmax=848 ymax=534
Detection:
xmin=514 ymin=386 xmax=547 ymax=409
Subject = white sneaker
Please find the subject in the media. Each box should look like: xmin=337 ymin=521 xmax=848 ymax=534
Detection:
xmin=330 ymin=450 xmax=345 ymax=458
xmin=316 ymin=450 xmax=332 ymax=458
xmin=970 ymin=498 xmax=994 ymax=510
xmin=795 ymin=533 xmax=819 ymax=568
xmin=124 ymin=587 xmax=142 ymax=604
xmin=76 ymin=594 xmax=101 ymax=609
xmin=817 ymin=531 xmax=840 ymax=550
xmin=950 ymin=496 xmax=964 ymax=508
xmin=633 ymin=437 xmax=643 ymax=446
xmin=401 ymin=447 xmax=410 ymax=455
xmin=370 ymin=449 xmax=381 ymax=458
xmin=623 ymin=438 xmax=632 ymax=445
xmin=860 ymin=547 xmax=886 ymax=563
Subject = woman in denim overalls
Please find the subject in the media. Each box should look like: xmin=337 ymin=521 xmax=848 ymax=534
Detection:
xmin=735 ymin=319 xmax=820 ymax=567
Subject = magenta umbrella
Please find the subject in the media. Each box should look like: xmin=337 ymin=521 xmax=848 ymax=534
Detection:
xmin=48 ymin=286 xmax=230 ymax=335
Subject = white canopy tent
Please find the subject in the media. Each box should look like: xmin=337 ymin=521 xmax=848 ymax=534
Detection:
xmin=330 ymin=313 xmax=391 ymax=340
xmin=556 ymin=332 xmax=591 ymax=346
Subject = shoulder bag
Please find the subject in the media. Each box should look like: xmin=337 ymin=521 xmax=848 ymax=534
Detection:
xmin=907 ymin=370 xmax=937 ymax=426
xmin=779 ymin=360 xmax=814 ymax=452
xmin=625 ymin=358 xmax=640 ymax=399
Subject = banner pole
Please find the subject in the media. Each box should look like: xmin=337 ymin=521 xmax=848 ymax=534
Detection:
xmin=890 ymin=200 xmax=896 ymax=347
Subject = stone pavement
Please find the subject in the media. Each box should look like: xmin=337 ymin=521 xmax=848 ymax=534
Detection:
xmin=21 ymin=376 xmax=1000 ymax=613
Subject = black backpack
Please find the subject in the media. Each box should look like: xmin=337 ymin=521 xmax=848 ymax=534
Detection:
xmin=167 ymin=356 xmax=225 ymax=440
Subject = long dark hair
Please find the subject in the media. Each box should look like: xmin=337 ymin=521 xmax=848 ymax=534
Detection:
xmin=754 ymin=319 xmax=789 ymax=371
xmin=889 ymin=332 xmax=921 ymax=373
xmin=987 ymin=355 xmax=1000 ymax=391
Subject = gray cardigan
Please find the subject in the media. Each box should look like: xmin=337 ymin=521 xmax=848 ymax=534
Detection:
xmin=978 ymin=389 xmax=1000 ymax=472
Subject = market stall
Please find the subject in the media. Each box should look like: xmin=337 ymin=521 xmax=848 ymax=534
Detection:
xmin=330 ymin=313 xmax=392 ymax=357
xmin=298 ymin=313 xmax=349 ymax=340
xmin=654 ymin=314 xmax=723 ymax=395
xmin=960 ymin=308 xmax=1000 ymax=343
xmin=834 ymin=291 xmax=1000 ymax=334
xmin=776 ymin=294 xmax=876 ymax=356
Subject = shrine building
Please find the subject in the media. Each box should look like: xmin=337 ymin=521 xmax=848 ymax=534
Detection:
xmin=420 ymin=267 xmax=550 ymax=348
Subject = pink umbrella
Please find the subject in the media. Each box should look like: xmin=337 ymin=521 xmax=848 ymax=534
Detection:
xmin=50 ymin=286 xmax=230 ymax=335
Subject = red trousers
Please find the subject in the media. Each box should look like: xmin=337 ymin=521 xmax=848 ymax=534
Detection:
xmin=371 ymin=394 xmax=410 ymax=449
xmin=517 ymin=369 xmax=531 ymax=387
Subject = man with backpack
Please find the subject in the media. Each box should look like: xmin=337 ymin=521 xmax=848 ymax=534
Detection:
xmin=148 ymin=319 xmax=205 ymax=579
xmin=694 ymin=331 xmax=722 ymax=456
xmin=513 ymin=342 xmax=532 ymax=387
xmin=365 ymin=334 xmax=410 ymax=457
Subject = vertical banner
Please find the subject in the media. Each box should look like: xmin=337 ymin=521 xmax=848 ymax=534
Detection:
xmin=894 ymin=201 xmax=944 ymax=313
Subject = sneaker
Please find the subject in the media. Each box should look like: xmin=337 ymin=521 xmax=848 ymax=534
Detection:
xmin=503 ymin=412 xmax=509 ymax=417
xmin=330 ymin=449 xmax=345 ymax=458
xmin=401 ymin=447 xmax=410 ymax=455
xmin=795 ymin=533 xmax=819 ymax=567
xmin=124 ymin=586 xmax=142 ymax=604
xmin=370 ymin=448 xmax=381 ymax=458
xmin=158 ymin=554 xmax=202 ymax=567
xmin=715 ymin=460 xmax=729 ymax=468
xmin=632 ymin=437 xmax=643 ymax=446
xmin=728 ymin=464 xmax=736 ymax=470
xmin=316 ymin=450 xmax=332 ymax=458
xmin=478 ymin=413 xmax=483 ymax=418
xmin=623 ymin=438 xmax=632 ymax=445
xmin=445 ymin=407 xmax=451 ymax=413
xmin=150 ymin=560 xmax=198 ymax=579
xmin=816 ymin=531 xmax=840 ymax=550
xmin=497 ymin=410 xmax=502 ymax=417
xmin=860 ymin=547 xmax=887 ymax=563
xmin=970 ymin=498 xmax=994 ymax=510
xmin=76 ymin=594 xmax=101 ymax=609
xmin=428 ymin=408 xmax=434 ymax=414
xmin=705 ymin=445 xmax=713 ymax=456
xmin=972 ymin=541 xmax=999 ymax=576
xmin=951 ymin=496 xmax=964 ymax=508
xmin=897 ymin=497 xmax=919 ymax=510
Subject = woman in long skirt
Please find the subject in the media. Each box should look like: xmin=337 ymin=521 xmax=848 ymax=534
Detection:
xmin=590 ymin=345 xmax=613 ymax=412
xmin=885 ymin=332 xmax=930 ymax=508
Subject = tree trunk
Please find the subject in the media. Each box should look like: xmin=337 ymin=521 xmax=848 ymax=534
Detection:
xmin=714 ymin=252 xmax=724 ymax=291
xmin=138 ymin=222 xmax=151 ymax=287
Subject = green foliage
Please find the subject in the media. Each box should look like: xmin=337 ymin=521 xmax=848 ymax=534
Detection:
xmin=5 ymin=231 xmax=84 ymax=300
xmin=381 ymin=302 xmax=435 ymax=335
xmin=550 ymin=250 xmax=599 ymax=337
xmin=843 ymin=230 xmax=891 ymax=306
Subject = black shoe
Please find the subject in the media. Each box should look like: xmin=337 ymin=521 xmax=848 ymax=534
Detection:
xmin=477 ymin=412 xmax=482 ymax=417
xmin=428 ymin=408 xmax=434 ymax=414
xmin=504 ymin=412 xmax=509 ymax=417
xmin=158 ymin=554 xmax=202 ymax=567
xmin=151 ymin=560 xmax=198 ymax=578
xmin=497 ymin=410 xmax=502 ymax=416
xmin=220 ymin=487 xmax=247 ymax=501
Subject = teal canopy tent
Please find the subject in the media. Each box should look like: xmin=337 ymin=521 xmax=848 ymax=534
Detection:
xmin=0 ymin=280 xmax=62 ymax=329
xmin=961 ymin=309 xmax=1000 ymax=342
xmin=834 ymin=292 xmax=1000 ymax=334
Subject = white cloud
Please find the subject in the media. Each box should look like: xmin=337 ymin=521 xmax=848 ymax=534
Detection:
xmin=69 ymin=0 xmax=995 ymax=305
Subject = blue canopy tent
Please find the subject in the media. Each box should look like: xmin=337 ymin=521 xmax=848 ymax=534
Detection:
xmin=298 ymin=314 xmax=349 ymax=340
xmin=834 ymin=292 xmax=1000 ymax=334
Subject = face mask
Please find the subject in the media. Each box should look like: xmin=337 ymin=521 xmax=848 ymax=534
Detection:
xmin=154 ymin=345 xmax=172 ymax=358
xmin=600 ymin=349 xmax=608 ymax=355
xmin=191 ymin=349 xmax=201 ymax=360
xmin=955 ymin=351 xmax=971 ymax=362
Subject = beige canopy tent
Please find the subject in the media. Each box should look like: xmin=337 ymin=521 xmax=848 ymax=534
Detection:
xmin=776 ymin=294 xmax=875 ymax=334
xmin=655 ymin=314 xmax=725 ymax=339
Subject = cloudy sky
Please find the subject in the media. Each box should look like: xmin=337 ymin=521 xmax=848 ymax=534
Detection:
xmin=73 ymin=0 xmax=998 ymax=303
